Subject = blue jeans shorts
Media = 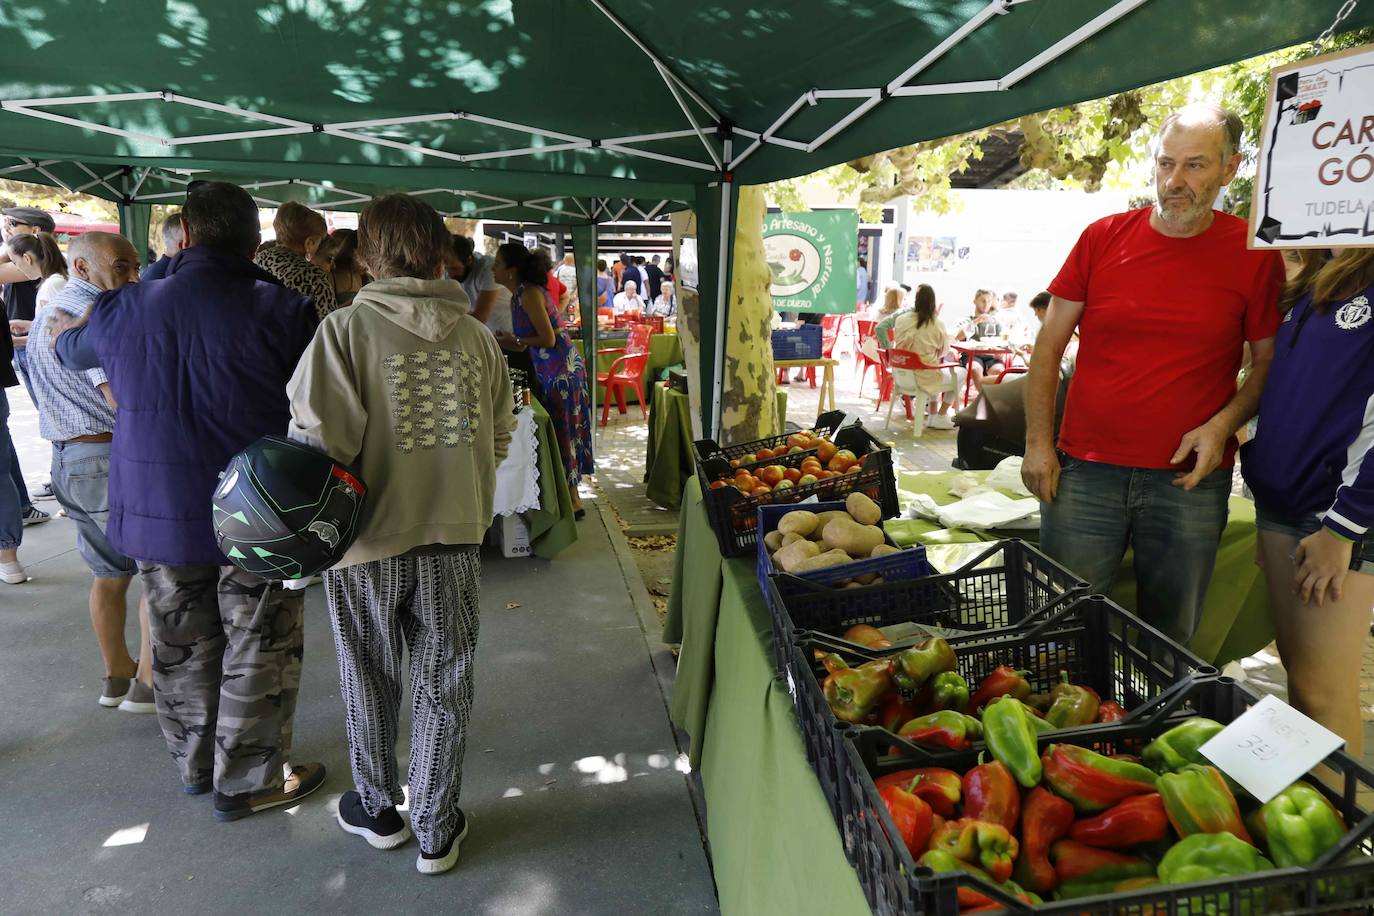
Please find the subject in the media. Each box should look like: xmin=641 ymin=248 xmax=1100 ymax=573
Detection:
xmin=1253 ymin=505 xmax=1374 ymax=574
xmin=50 ymin=440 xmax=137 ymax=578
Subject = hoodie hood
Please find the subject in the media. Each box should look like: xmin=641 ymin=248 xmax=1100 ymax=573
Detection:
xmin=353 ymin=277 xmax=472 ymax=342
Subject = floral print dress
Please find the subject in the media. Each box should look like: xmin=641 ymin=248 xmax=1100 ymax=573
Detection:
xmin=512 ymin=283 xmax=595 ymax=485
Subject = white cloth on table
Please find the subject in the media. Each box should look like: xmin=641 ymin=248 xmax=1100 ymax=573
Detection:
xmin=492 ymin=406 xmax=541 ymax=516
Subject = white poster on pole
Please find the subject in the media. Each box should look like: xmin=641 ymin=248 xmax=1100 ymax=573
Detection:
xmin=1250 ymin=43 xmax=1374 ymax=250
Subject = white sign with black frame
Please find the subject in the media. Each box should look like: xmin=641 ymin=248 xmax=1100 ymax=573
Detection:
xmin=1249 ymin=43 xmax=1374 ymax=250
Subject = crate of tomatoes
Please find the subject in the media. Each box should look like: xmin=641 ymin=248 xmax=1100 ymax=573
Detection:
xmin=834 ymin=675 xmax=1374 ymax=915
xmin=784 ymin=594 xmax=1212 ymax=830
xmin=693 ymin=411 xmax=898 ymax=557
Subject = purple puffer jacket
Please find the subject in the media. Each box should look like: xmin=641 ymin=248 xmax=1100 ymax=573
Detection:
xmin=85 ymin=246 xmax=317 ymax=566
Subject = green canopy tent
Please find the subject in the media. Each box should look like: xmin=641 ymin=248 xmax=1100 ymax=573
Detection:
xmin=0 ymin=0 xmax=1368 ymax=437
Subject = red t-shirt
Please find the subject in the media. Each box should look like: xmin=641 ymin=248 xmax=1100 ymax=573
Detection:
xmin=1048 ymin=208 xmax=1283 ymax=470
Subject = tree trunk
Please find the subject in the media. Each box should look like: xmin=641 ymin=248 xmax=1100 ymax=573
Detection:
xmin=719 ymin=185 xmax=778 ymax=446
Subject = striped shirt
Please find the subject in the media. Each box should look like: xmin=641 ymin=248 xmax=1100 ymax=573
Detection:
xmin=26 ymin=276 xmax=116 ymax=441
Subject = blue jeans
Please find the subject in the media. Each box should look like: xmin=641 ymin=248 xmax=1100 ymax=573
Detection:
xmin=1040 ymin=453 xmax=1230 ymax=647
xmin=0 ymin=389 xmax=22 ymax=550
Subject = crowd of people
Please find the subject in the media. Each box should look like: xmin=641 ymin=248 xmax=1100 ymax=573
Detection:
xmin=0 ymin=185 xmax=602 ymax=874
xmin=602 ymin=251 xmax=676 ymax=319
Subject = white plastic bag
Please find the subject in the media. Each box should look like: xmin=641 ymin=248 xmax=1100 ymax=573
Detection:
xmin=935 ymin=491 xmax=1040 ymax=531
xmin=986 ymin=456 xmax=1033 ymax=498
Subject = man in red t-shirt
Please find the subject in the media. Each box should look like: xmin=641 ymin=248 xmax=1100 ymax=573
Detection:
xmin=1021 ymin=104 xmax=1284 ymax=646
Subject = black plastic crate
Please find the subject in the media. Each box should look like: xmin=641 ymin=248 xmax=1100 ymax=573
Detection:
xmin=693 ymin=415 xmax=899 ymax=557
xmin=757 ymin=500 xmax=933 ymax=677
xmin=772 ymin=323 xmax=823 ymax=360
xmin=786 ymin=594 xmax=1214 ymax=836
xmin=837 ymin=676 xmax=1374 ymax=915
xmin=776 ymin=538 xmax=1087 ymax=644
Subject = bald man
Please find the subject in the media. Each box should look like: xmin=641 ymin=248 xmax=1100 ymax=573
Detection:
xmin=28 ymin=232 xmax=155 ymax=712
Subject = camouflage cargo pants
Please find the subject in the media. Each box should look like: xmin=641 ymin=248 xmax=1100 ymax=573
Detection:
xmin=138 ymin=563 xmax=305 ymax=796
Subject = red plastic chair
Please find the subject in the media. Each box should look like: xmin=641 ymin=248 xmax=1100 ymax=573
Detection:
xmin=855 ymin=319 xmax=884 ymax=396
xmin=995 ymin=366 xmax=1028 ymax=383
xmin=884 ymin=347 xmax=963 ymax=431
xmin=596 ymin=323 xmax=653 ymax=426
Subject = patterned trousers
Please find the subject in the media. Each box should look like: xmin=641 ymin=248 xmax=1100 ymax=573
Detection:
xmin=323 ymin=548 xmax=481 ymax=853
xmin=138 ymin=563 xmax=305 ymax=796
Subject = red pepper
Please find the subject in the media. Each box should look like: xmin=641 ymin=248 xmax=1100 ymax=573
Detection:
xmin=875 ymin=768 xmax=961 ymax=817
xmin=880 ymin=692 xmax=922 ymax=733
xmin=879 ymin=778 xmax=935 ymax=858
xmin=1050 ymin=840 xmax=1155 ymax=886
xmin=962 ymin=759 xmax=1021 ymax=832
xmin=1068 ymin=793 xmax=1170 ymax=848
xmin=1096 ymin=701 xmax=1127 ymax=723
xmin=897 ymin=711 xmax=982 ymax=751
xmin=1013 ymin=786 xmax=1076 ymax=896
xmin=966 ymin=665 xmax=1032 ymax=715
xmin=1041 ymin=743 xmax=1157 ymax=814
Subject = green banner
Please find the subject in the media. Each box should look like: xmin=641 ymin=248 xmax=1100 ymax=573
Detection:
xmin=762 ymin=210 xmax=859 ymax=314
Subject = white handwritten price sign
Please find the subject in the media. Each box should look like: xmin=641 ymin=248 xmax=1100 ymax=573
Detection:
xmin=1249 ymin=42 xmax=1374 ymax=250
xmin=1199 ymin=694 xmax=1345 ymax=802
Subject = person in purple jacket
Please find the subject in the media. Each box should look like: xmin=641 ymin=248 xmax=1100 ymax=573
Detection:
xmin=51 ymin=181 xmax=325 ymax=819
xmin=1242 ymin=247 xmax=1374 ymax=759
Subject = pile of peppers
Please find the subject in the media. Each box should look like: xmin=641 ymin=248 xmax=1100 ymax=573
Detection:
xmin=864 ymin=704 xmax=1350 ymax=910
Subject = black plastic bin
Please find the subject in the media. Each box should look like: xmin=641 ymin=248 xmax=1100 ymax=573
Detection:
xmin=756 ymin=500 xmax=933 ymax=676
xmin=693 ymin=412 xmax=899 ymax=557
xmin=836 ymin=676 xmax=1374 ymax=916
xmin=786 ymin=593 xmax=1215 ymax=828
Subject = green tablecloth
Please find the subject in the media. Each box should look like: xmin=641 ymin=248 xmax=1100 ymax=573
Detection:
xmin=644 ymin=386 xmax=787 ymax=510
xmin=526 ymin=399 xmax=578 ymax=560
xmin=665 ymin=480 xmax=869 ymax=915
xmin=884 ymin=470 xmax=1271 ymax=666
xmin=594 ymin=332 xmax=683 ymax=405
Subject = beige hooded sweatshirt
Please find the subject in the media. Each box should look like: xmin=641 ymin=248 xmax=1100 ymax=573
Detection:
xmin=287 ymin=277 xmax=516 ymax=567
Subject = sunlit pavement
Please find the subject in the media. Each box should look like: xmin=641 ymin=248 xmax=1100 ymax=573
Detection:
xmin=2 ymin=393 xmax=717 ymax=915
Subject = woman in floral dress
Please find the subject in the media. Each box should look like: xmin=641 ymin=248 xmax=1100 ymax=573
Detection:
xmin=491 ymin=242 xmax=594 ymax=518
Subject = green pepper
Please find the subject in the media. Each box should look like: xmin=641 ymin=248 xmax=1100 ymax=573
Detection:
xmin=925 ymin=671 xmax=970 ymax=712
xmin=822 ymin=658 xmax=892 ymax=723
xmin=918 ymin=850 xmax=1043 ymax=909
xmin=1157 ymin=832 xmax=1273 ymax=884
xmin=897 ymin=710 xmax=982 ymax=751
xmin=1247 ymin=781 xmax=1347 ymax=868
xmin=1041 ymin=743 xmax=1157 ymax=813
xmin=1044 ymin=671 xmax=1101 ymax=729
xmin=1157 ymin=764 xmax=1252 ymax=844
xmin=930 ymin=817 xmax=1020 ymax=883
xmin=1050 ymin=839 xmax=1155 ymax=887
xmin=892 ymin=637 xmax=957 ymax=692
xmin=1142 ymin=718 xmax=1225 ymax=773
xmin=982 ymin=694 xmax=1042 ymax=787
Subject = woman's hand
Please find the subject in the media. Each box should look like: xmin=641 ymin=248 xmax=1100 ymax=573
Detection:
xmin=493 ymin=330 xmax=521 ymax=351
xmin=1293 ymin=527 xmax=1354 ymax=607
xmin=9 ymin=319 xmax=31 ymax=336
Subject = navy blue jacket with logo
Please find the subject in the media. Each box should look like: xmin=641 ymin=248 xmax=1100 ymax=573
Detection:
xmin=60 ymin=246 xmax=317 ymax=565
xmin=1242 ymin=280 xmax=1374 ymax=542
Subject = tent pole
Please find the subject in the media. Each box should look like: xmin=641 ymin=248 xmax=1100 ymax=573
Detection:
xmin=710 ymin=139 xmax=733 ymax=440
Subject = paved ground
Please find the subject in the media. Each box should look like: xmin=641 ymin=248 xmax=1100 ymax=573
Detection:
xmin=3 ymin=392 xmax=717 ymax=916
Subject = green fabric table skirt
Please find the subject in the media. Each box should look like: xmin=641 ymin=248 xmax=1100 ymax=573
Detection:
xmin=883 ymin=470 xmax=1270 ymax=666
xmin=526 ymin=398 xmax=578 ymax=560
xmin=666 ymin=479 xmax=869 ymax=915
xmin=595 ymin=332 xmax=683 ymax=405
xmin=644 ymin=386 xmax=787 ymax=511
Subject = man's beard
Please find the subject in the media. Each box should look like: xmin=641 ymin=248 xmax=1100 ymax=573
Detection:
xmin=1155 ymin=190 xmax=1212 ymax=230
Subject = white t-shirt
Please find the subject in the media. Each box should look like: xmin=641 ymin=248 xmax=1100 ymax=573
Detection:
xmin=36 ymin=274 xmax=67 ymax=311
xmin=554 ymin=263 xmax=578 ymax=301
xmin=460 ymin=254 xmax=514 ymax=335
xmin=613 ymin=291 xmax=646 ymax=313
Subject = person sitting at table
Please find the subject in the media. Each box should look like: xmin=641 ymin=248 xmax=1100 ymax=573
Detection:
xmin=892 ymin=284 xmax=965 ymax=429
xmin=613 ymin=279 xmax=645 ymax=314
xmin=954 ymin=289 xmax=1005 ymax=393
xmin=647 ymin=280 xmax=676 ymax=319
xmin=492 ymin=242 xmax=594 ymax=520
xmin=1241 ymin=246 xmax=1374 ymax=759
xmin=873 ymin=286 xmax=906 ymax=350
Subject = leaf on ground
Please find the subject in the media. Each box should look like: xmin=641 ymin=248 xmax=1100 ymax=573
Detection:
xmin=505 ymin=602 xmax=521 ymax=609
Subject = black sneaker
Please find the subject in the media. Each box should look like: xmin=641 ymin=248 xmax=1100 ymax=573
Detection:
xmin=21 ymin=506 xmax=50 ymax=526
xmin=213 ymin=761 xmax=326 ymax=822
xmin=417 ymin=810 xmax=469 ymax=875
xmin=336 ymin=790 xmax=411 ymax=849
